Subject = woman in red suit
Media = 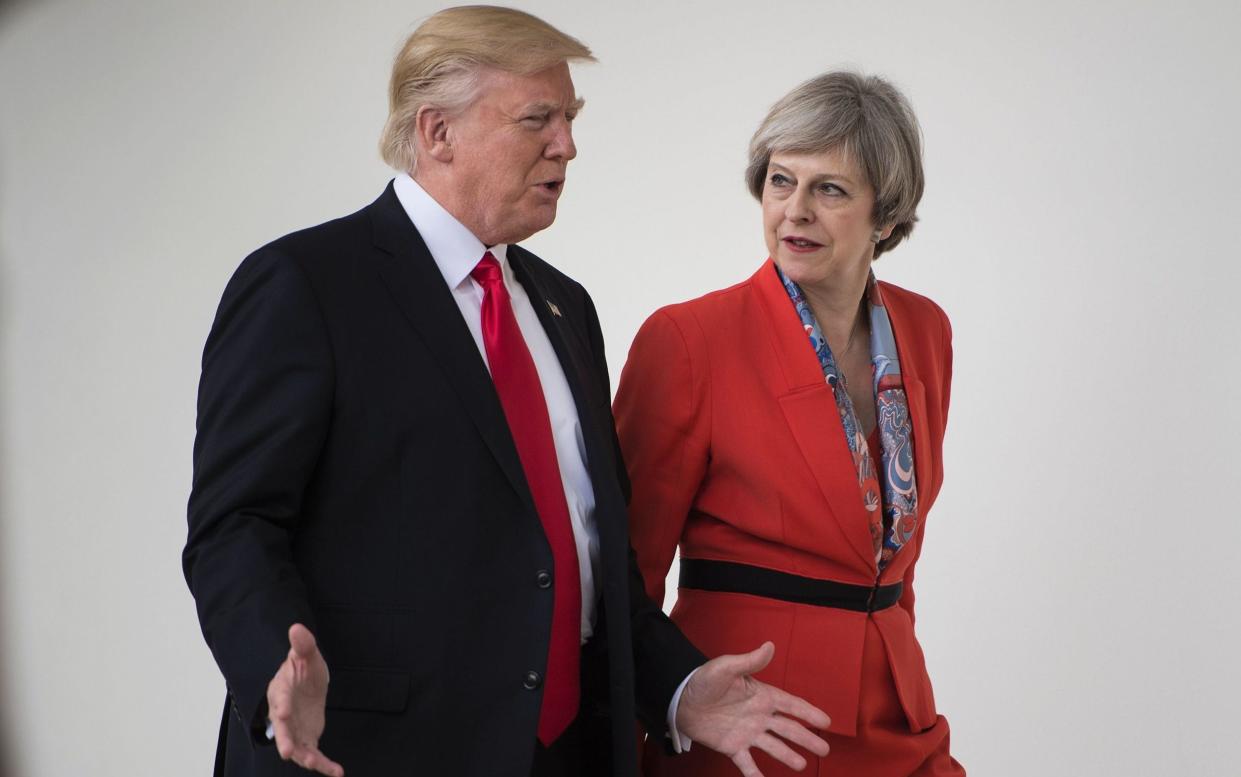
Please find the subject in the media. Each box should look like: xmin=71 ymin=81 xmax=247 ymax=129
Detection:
xmin=615 ymin=72 xmax=965 ymax=777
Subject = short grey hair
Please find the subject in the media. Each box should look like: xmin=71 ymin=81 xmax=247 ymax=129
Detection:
xmin=379 ymin=5 xmax=595 ymax=173
xmin=746 ymin=71 xmax=924 ymax=259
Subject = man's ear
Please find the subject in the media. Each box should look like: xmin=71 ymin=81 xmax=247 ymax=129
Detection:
xmin=414 ymin=105 xmax=453 ymax=163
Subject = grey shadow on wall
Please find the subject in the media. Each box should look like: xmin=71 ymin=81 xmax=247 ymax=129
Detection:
xmin=0 ymin=107 xmax=15 ymax=777
xmin=0 ymin=0 xmax=36 ymax=30
xmin=1 ymin=5 xmax=41 ymax=771
xmin=0 ymin=171 xmax=13 ymax=777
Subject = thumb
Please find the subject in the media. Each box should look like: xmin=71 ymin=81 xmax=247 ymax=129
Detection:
xmin=715 ymin=641 xmax=775 ymax=679
xmin=288 ymin=623 xmax=318 ymax=658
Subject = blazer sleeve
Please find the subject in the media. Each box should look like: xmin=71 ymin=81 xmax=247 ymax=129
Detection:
xmin=898 ymin=303 xmax=953 ymax=624
xmin=613 ymin=308 xmax=711 ymax=609
xmin=582 ymin=295 xmax=706 ymax=733
xmin=183 ymin=248 xmax=331 ymax=742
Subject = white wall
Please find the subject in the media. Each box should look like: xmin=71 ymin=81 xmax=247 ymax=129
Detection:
xmin=1 ymin=1 xmax=1238 ymax=774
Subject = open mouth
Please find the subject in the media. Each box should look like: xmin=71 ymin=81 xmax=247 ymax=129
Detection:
xmin=539 ymin=180 xmax=564 ymax=194
xmin=783 ymin=237 xmax=822 ymax=249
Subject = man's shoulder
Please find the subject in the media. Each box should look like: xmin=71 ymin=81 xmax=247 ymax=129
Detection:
xmin=258 ymin=200 xmax=374 ymax=264
xmin=231 ymin=189 xmax=398 ymax=293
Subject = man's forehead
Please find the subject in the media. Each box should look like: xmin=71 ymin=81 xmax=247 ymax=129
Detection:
xmin=476 ymin=65 xmax=579 ymax=108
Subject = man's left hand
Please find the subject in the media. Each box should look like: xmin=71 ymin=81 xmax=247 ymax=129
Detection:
xmin=676 ymin=642 xmax=831 ymax=777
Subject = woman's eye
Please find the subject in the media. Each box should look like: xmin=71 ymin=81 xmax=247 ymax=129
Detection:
xmin=819 ymin=183 xmax=846 ymax=196
xmin=769 ymin=173 xmax=791 ymax=186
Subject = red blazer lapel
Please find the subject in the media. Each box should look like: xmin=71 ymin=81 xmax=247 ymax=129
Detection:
xmin=881 ymin=281 xmax=938 ymax=515
xmin=752 ymin=259 xmax=880 ymax=573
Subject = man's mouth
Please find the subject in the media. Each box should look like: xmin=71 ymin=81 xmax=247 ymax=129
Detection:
xmin=539 ymin=179 xmax=564 ymax=193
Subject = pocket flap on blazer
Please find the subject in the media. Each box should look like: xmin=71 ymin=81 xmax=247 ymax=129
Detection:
xmin=325 ymin=668 xmax=410 ymax=713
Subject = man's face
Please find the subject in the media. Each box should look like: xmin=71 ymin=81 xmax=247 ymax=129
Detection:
xmin=444 ymin=63 xmax=581 ymax=246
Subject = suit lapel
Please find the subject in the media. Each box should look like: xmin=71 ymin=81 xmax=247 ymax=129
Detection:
xmin=508 ymin=249 xmax=630 ymax=568
xmin=882 ymin=283 xmax=933 ymax=513
xmin=752 ymin=260 xmax=880 ymax=572
xmin=508 ymin=250 xmax=617 ymax=495
xmin=366 ymin=183 xmax=537 ymax=517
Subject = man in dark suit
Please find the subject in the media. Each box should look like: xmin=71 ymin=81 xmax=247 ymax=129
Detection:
xmin=184 ymin=7 xmax=829 ymax=777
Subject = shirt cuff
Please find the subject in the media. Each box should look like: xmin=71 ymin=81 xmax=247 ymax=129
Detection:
xmin=265 ymin=719 xmax=274 ymax=741
xmin=666 ymin=667 xmax=699 ymax=753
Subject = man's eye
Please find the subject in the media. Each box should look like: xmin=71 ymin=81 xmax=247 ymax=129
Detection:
xmin=522 ymin=115 xmax=549 ymax=127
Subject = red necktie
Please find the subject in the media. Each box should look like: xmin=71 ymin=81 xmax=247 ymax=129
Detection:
xmin=471 ymin=251 xmax=581 ymax=744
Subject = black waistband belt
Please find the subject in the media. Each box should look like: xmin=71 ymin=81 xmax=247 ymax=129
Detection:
xmin=679 ymin=558 xmax=903 ymax=613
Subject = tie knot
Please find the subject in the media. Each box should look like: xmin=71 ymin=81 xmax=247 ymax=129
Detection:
xmin=471 ymin=251 xmax=503 ymax=288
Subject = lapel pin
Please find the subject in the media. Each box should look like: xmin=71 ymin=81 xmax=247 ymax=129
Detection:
xmin=547 ymin=301 xmax=562 ymax=318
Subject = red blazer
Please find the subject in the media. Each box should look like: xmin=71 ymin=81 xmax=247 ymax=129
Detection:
xmin=614 ymin=259 xmax=952 ymax=737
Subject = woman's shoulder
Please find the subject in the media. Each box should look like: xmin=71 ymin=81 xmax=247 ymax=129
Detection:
xmin=877 ymin=280 xmax=951 ymax=336
xmin=630 ymin=271 xmax=765 ymax=365
xmin=645 ymin=263 xmax=771 ymax=326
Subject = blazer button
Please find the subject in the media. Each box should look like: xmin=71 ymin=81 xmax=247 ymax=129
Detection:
xmin=523 ymin=670 xmax=542 ymax=690
xmin=536 ymin=569 xmax=553 ymax=589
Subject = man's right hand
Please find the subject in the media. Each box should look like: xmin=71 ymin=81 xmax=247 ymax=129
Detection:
xmin=267 ymin=623 xmax=344 ymax=777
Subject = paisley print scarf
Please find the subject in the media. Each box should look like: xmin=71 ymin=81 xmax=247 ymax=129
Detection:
xmin=778 ymin=266 xmax=919 ymax=571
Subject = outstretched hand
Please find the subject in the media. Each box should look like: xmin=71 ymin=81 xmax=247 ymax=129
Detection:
xmin=266 ymin=623 xmax=344 ymax=777
xmin=676 ymin=642 xmax=831 ymax=777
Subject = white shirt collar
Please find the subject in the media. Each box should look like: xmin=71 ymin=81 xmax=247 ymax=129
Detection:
xmin=392 ymin=172 xmax=509 ymax=289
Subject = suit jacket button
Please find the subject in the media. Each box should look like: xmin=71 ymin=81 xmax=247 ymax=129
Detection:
xmin=523 ymin=670 xmax=542 ymax=690
xmin=536 ymin=569 xmax=552 ymax=589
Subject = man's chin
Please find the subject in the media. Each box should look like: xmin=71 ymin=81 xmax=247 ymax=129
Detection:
xmin=500 ymin=209 xmax=557 ymax=245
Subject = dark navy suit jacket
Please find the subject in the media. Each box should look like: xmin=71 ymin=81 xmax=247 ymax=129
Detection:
xmin=184 ymin=182 xmax=704 ymax=776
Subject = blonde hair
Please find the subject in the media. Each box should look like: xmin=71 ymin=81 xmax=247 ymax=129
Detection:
xmin=379 ymin=5 xmax=595 ymax=172
xmin=746 ymin=71 xmax=925 ymax=259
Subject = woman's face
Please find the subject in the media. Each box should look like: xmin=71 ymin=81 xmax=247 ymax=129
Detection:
xmin=761 ymin=148 xmax=890 ymax=290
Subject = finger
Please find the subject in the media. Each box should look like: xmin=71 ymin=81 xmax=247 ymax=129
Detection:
xmin=752 ymin=732 xmax=806 ymax=772
xmin=292 ymin=745 xmax=345 ymax=777
xmin=731 ymin=748 xmax=764 ymax=777
xmin=289 ymin=623 xmax=318 ymax=658
xmin=769 ymin=714 xmax=830 ymax=757
xmin=271 ymin=716 xmax=296 ymax=760
xmin=708 ymin=641 xmax=776 ymax=680
xmin=768 ymin=687 xmax=831 ymax=729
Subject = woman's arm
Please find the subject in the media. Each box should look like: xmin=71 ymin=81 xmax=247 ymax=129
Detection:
xmin=613 ymin=307 xmax=712 ymax=607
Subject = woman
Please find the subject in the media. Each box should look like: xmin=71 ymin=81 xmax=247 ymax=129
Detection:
xmin=615 ymin=72 xmax=964 ymax=776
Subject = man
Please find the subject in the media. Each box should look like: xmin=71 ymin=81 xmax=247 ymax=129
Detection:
xmin=185 ymin=7 xmax=829 ymax=776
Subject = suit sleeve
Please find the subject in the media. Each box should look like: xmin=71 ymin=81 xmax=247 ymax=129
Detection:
xmin=613 ymin=309 xmax=711 ymax=608
xmin=581 ymin=296 xmax=706 ymax=734
xmin=898 ymin=303 xmax=953 ymax=623
xmin=183 ymin=248 xmax=332 ymax=742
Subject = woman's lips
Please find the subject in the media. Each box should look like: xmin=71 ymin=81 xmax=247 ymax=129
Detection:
xmin=782 ymin=236 xmax=823 ymax=253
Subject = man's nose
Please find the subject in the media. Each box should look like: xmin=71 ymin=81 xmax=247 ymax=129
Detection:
xmin=546 ymin=122 xmax=576 ymax=161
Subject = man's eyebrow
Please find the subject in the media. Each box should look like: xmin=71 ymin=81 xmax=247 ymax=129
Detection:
xmin=524 ymin=98 xmax=586 ymax=114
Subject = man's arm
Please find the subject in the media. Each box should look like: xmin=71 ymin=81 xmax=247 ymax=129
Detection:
xmin=584 ymin=294 xmax=830 ymax=775
xmin=184 ymin=247 xmax=331 ymax=743
xmin=579 ymin=292 xmax=706 ymax=726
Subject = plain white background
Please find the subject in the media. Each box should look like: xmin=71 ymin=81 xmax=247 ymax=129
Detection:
xmin=2 ymin=1 xmax=1239 ymax=774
